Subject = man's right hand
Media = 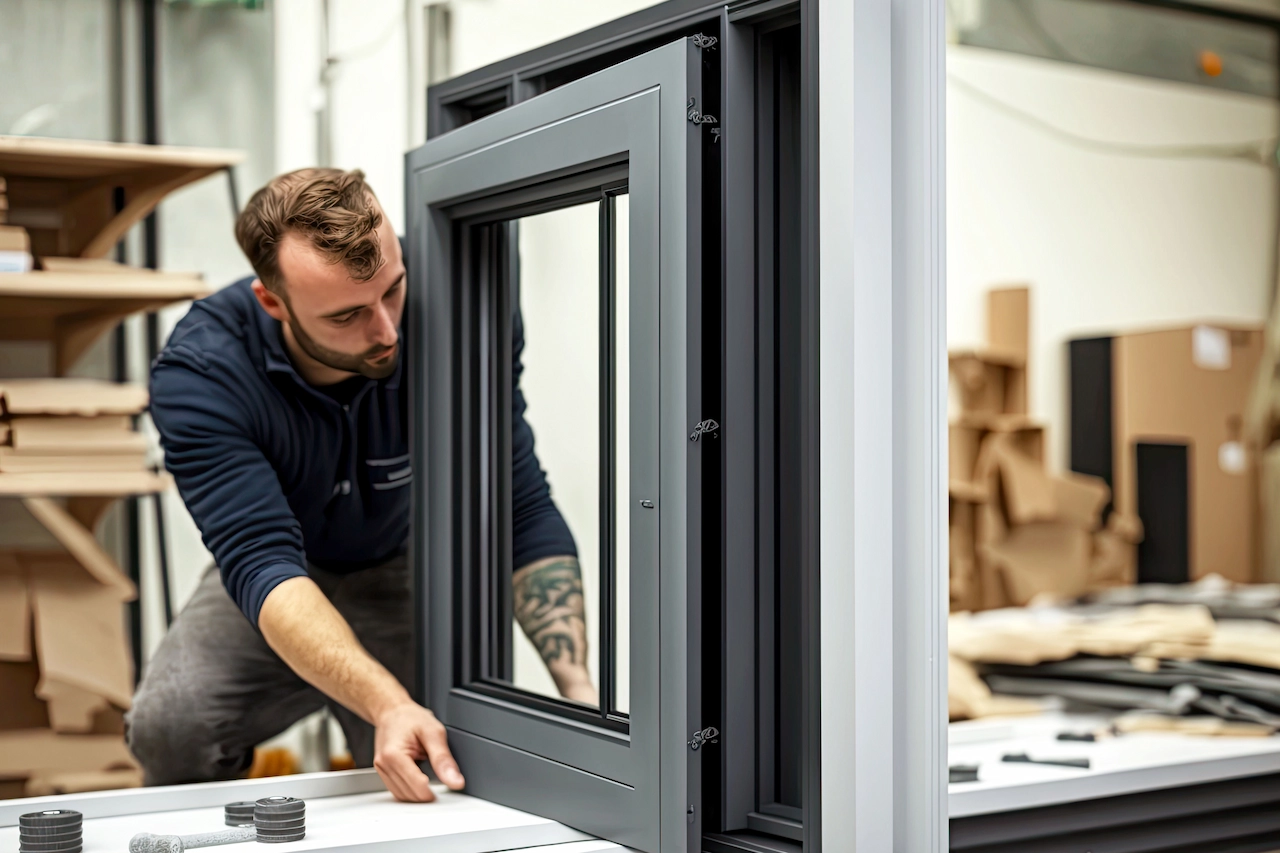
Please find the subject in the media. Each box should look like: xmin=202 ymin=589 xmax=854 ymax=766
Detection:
xmin=372 ymin=701 xmax=466 ymax=802
xmin=257 ymin=578 xmax=466 ymax=803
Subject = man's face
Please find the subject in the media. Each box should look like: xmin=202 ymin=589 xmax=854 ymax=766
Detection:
xmin=268 ymin=213 xmax=406 ymax=380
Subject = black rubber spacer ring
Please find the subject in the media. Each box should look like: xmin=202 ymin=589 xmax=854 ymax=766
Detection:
xmin=19 ymin=811 xmax=82 ymax=829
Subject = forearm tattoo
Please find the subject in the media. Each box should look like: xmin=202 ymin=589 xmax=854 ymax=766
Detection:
xmin=512 ymin=556 xmax=588 ymax=670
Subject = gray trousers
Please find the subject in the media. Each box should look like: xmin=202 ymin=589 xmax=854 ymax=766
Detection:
xmin=124 ymin=556 xmax=413 ymax=786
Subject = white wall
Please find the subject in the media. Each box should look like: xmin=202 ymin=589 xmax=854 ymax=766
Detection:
xmin=947 ymin=45 xmax=1280 ymax=471
xmin=449 ymin=0 xmax=661 ymax=77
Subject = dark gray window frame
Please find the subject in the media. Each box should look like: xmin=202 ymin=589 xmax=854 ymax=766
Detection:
xmin=423 ymin=2 xmax=823 ymax=852
xmin=409 ymin=39 xmax=706 ymax=852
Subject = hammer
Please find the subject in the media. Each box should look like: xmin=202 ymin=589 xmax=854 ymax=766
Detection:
xmin=129 ymin=828 xmax=257 ymax=853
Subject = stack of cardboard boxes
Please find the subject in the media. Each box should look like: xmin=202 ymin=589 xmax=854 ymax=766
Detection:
xmin=949 ymin=288 xmax=1143 ymax=612
xmin=1246 ymin=292 xmax=1280 ymax=583
xmin=1072 ymin=324 xmax=1262 ymax=585
xmin=0 ymin=497 xmax=140 ymax=798
xmin=0 ymin=136 xmax=241 ymax=797
xmin=0 ymin=381 xmax=150 ymax=478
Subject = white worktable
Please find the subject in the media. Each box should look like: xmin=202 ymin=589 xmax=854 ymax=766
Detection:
xmin=0 ymin=770 xmax=626 ymax=853
xmin=949 ymin=713 xmax=1280 ymax=818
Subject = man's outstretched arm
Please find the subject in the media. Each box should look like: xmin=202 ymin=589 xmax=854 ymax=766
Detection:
xmin=259 ymin=577 xmax=466 ymax=800
xmin=512 ymin=555 xmax=597 ymax=705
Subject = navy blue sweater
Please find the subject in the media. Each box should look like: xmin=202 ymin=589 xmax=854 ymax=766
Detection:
xmin=150 ymin=278 xmax=576 ymax=626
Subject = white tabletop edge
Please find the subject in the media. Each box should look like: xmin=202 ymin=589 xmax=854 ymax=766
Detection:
xmin=0 ymin=769 xmax=386 ymax=828
xmin=949 ymin=748 xmax=1280 ymax=817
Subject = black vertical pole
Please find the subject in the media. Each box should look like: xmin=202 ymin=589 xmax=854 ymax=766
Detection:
xmin=141 ymin=0 xmax=174 ymax=629
xmin=113 ymin=184 xmax=145 ymax=687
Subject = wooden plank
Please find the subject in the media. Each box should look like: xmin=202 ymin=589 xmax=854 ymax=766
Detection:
xmin=0 ymin=471 xmax=168 ymax=496
xmin=0 ymin=135 xmax=243 ymax=178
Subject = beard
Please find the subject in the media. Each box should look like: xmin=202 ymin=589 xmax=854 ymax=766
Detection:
xmin=287 ymin=311 xmax=400 ymax=380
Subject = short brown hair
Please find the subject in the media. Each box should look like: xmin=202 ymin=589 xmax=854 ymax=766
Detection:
xmin=235 ymin=168 xmax=384 ymax=292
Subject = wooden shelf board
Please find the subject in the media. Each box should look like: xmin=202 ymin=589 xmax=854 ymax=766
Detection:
xmin=0 ymin=471 xmax=170 ymax=497
xmin=0 ymin=267 xmax=209 ymax=372
xmin=0 ymin=136 xmax=243 ymax=261
xmin=0 ymin=136 xmax=243 ymax=180
xmin=0 ymin=269 xmax=208 ymax=302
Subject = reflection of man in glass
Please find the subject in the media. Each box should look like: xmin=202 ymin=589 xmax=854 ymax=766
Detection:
xmin=510 ymin=302 xmax=597 ymax=706
xmin=125 ymin=169 xmax=593 ymax=803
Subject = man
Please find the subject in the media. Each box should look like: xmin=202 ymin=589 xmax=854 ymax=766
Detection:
xmin=125 ymin=168 xmax=595 ymax=802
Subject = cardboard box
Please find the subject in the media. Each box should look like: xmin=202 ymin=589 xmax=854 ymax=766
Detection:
xmin=950 ymin=417 xmax=1044 ymax=500
xmin=0 ymin=545 xmax=134 ymax=761
xmin=0 ymin=729 xmax=137 ymax=777
xmin=949 ymin=350 xmax=1026 ymax=418
xmin=988 ymin=287 xmax=1030 ymax=362
xmin=0 ymin=224 xmax=29 ymax=253
xmin=949 ymin=286 xmax=1031 ymax=420
xmin=1070 ymin=325 xmax=1262 ymax=583
xmin=995 ymin=442 xmax=1057 ymax=525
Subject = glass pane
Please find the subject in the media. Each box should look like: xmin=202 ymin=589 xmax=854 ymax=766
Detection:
xmin=614 ymin=193 xmax=631 ymax=717
xmin=510 ymin=200 xmax=605 ymax=709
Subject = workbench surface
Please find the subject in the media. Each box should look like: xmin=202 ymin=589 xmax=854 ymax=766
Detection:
xmin=0 ymin=772 xmax=625 ymax=853
xmin=949 ymin=713 xmax=1280 ymax=818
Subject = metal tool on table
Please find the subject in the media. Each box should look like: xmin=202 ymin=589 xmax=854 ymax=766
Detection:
xmin=129 ymin=796 xmax=306 ymax=853
xmin=1002 ymin=752 xmax=1091 ymax=769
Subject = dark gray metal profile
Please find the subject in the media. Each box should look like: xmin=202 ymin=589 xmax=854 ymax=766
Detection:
xmin=408 ymin=38 xmax=704 ymax=852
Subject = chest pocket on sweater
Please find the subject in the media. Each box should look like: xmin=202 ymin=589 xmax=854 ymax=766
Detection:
xmin=367 ymin=454 xmax=413 ymax=491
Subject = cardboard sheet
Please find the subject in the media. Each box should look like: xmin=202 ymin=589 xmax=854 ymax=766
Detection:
xmin=988 ymin=286 xmax=1029 ymax=362
xmin=24 ymin=768 xmax=143 ymax=796
xmin=23 ymin=499 xmax=136 ymax=598
xmin=950 ymin=499 xmax=977 ymax=611
xmin=0 ymin=662 xmax=49 ymax=730
xmin=1112 ymin=326 xmax=1262 ymax=582
xmin=0 ymin=379 xmax=148 ymax=416
xmin=37 ymin=679 xmax=111 ymax=733
xmin=995 ymin=444 xmax=1057 ymax=525
xmin=0 ymin=553 xmax=30 ymax=660
xmin=1053 ymin=472 xmax=1110 ymax=530
xmin=29 ymin=560 xmax=133 ymax=710
xmin=1091 ymin=530 xmax=1137 ymax=588
xmin=983 ymin=522 xmax=1092 ymax=606
xmin=0 ymin=730 xmax=137 ymax=776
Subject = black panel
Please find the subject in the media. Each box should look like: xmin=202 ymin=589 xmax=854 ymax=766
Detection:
xmin=1068 ymin=336 xmax=1114 ymax=517
xmin=1135 ymin=442 xmax=1191 ymax=585
xmin=951 ymin=772 xmax=1280 ymax=853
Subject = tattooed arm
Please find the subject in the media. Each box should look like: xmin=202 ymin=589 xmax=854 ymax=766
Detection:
xmin=513 ymin=555 xmax=598 ymax=705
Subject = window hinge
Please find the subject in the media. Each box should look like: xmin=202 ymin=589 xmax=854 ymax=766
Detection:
xmin=690 ymin=419 xmax=720 ymax=442
xmin=689 ymin=726 xmax=719 ymax=751
xmin=692 ymin=33 xmax=718 ymax=50
xmin=686 ymin=97 xmax=719 ymax=144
